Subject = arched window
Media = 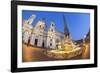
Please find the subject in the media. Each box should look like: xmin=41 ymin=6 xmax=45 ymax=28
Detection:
xmin=51 ymin=29 xmax=53 ymax=32
xmin=56 ymin=39 xmax=59 ymax=43
xmin=50 ymin=39 xmax=52 ymax=42
xmin=50 ymin=43 xmax=52 ymax=46
xmin=40 ymin=25 xmax=42 ymax=28
xmin=52 ymin=23 xmax=54 ymax=26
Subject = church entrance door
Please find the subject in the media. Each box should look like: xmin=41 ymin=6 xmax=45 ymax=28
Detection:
xmin=34 ymin=39 xmax=38 ymax=46
xmin=42 ymin=42 xmax=45 ymax=48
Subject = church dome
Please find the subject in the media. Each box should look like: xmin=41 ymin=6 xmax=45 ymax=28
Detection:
xmin=35 ymin=18 xmax=45 ymax=29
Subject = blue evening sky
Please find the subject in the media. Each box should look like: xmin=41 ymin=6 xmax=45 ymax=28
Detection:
xmin=22 ymin=10 xmax=90 ymax=41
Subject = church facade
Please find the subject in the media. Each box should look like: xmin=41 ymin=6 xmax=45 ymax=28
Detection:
xmin=22 ymin=14 xmax=64 ymax=49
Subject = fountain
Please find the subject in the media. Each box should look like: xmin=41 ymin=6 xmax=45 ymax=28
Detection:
xmin=45 ymin=15 xmax=82 ymax=59
xmin=45 ymin=36 xmax=82 ymax=59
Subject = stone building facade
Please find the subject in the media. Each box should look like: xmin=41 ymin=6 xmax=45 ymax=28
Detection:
xmin=23 ymin=14 xmax=64 ymax=49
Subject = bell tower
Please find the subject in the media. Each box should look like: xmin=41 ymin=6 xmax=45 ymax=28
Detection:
xmin=27 ymin=14 xmax=36 ymax=25
xmin=22 ymin=14 xmax=36 ymax=44
xmin=49 ymin=21 xmax=55 ymax=32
